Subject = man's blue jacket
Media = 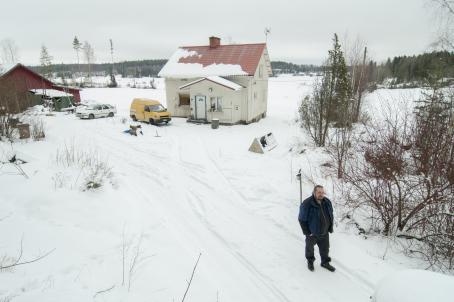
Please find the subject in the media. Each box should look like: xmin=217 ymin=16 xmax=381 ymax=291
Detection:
xmin=298 ymin=195 xmax=334 ymax=236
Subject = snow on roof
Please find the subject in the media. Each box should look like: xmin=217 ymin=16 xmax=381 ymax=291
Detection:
xmin=158 ymin=45 xmax=262 ymax=78
xmin=29 ymin=89 xmax=73 ymax=98
xmin=179 ymin=76 xmax=243 ymax=91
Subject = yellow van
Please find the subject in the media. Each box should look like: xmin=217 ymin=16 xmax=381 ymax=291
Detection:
xmin=130 ymin=98 xmax=172 ymax=125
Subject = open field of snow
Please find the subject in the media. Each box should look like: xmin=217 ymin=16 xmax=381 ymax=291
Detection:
xmin=0 ymin=76 xmax=451 ymax=302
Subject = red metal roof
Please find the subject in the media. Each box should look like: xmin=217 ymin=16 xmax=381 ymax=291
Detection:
xmin=178 ymin=43 xmax=267 ymax=76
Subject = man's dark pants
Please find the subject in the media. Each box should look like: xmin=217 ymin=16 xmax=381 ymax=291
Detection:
xmin=305 ymin=234 xmax=331 ymax=264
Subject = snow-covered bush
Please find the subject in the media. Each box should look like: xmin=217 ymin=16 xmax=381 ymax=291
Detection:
xmin=53 ymin=141 xmax=113 ymax=191
xmin=29 ymin=117 xmax=45 ymax=141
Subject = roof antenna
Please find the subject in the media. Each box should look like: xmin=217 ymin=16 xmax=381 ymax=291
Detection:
xmin=264 ymin=27 xmax=271 ymax=43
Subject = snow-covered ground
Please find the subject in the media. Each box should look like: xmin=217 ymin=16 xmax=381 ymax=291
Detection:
xmin=0 ymin=76 xmax=452 ymax=302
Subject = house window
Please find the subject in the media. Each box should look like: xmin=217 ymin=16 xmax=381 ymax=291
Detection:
xmin=179 ymin=94 xmax=190 ymax=106
xmin=210 ymin=97 xmax=223 ymax=112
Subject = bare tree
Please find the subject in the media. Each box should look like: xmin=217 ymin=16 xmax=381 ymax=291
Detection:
xmin=82 ymin=41 xmax=95 ymax=85
xmin=299 ymin=77 xmax=330 ymax=147
xmin=0 ymin=38 xmax=19 ymax=68
xmin=328 ymin=124 xmax=353 ymax=179
xmin=430 ymin=0 xmax=454 ymax=50
xmin=345 ymin=36 xmax=370 ymax=122
xmin=39 ymin=45 xmax=53 ymax=79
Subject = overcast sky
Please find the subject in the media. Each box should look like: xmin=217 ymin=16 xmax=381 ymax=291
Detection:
xmin=1 ymin=0 xmax=439 ymax=65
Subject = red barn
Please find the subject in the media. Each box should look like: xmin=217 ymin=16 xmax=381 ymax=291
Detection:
xmin=0 ymin=63 xmax=81 ymax=103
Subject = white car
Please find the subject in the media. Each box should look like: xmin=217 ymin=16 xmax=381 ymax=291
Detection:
xmin=76 ymin=104 xmax=117 ymax=119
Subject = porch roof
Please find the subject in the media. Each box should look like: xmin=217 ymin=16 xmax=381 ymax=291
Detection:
xmin=179 ymin=76 xmax=244 ymax=91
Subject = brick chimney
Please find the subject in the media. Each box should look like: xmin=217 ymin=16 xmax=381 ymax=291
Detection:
xmin=209 ymin=36 xmax=221 ymax=48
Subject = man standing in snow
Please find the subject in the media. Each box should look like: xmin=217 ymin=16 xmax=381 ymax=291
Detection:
xmin=298 ymin=185 xmax=336 ymax=272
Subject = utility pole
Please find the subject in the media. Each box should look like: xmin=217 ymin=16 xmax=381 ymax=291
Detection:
xmin=110 ymin=39 xmax=114 ymax=72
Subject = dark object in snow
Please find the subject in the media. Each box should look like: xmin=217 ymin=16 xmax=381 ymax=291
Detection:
xmin=321 ymin=162 xmax=333 ymax=168
xmin=400 ymin=143 xmax=412 ymax=151
xmin=249 ymin=133 xmax=277 ymax=154
xmin=321 ymin=262 xmax=336 ymax=272
xmin=124 ymin=125 xmax=143 ymax=136
xmin=8 ymin=155 xmax=27 ymax=164
xmin=211 ymin=118 xmax=219 ymax=129
xmin=2 ymin=154 xmax=28 ymax=178
xmin=16 ymin=123 xmax=30 ymax=139
xmin=308 ymin=260 xmax=314 ymax=271
xmin=10 ymin=118 xmax=20 ymax=127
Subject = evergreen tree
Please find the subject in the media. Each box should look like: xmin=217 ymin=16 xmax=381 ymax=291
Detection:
xmin=299 ymin=33 xmax=353 ymax=147
xmin=72 ymin=36 xmax=82 ymax=79
xmin=324 ymin=33 xmax=352 ymax=126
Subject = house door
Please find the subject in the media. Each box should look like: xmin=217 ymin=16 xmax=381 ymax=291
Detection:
xmin=195 ymin=95 xmax=206 ymax=120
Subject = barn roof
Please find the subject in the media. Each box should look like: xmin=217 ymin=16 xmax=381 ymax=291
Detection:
xmin=159 ymin=42 xmax=271 ymax=78
xmin=179 ymin=76 xmax=244 ymax=91
xmin=0 ymin=63 xmax=53 ymax=85
xmin=0 ymin=63 xmax=80 ymax=91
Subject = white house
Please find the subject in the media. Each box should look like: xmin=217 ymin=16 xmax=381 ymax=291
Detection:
xmin=158 ymin=37 xmax=272 ymax=124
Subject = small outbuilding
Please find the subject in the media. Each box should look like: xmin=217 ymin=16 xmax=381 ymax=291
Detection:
xmin=29 ymin=89 xmax=75 ymax=111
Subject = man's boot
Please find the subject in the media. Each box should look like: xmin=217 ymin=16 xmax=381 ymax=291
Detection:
xmin=307 ymin=261 xmax=314 ymax=272
xmin=321 ymin=262 xmax=336 ymax=272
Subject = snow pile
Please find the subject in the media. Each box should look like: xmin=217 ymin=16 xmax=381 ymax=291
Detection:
xmin=158 ymin=48 xmax=248 ymax=78
xmin=372 ymin=269 xmax=454 ymax=302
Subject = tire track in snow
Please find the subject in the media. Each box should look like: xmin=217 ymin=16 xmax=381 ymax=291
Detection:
xmin=185 ymin=189 xmax=292 ymax=302
xmin=174 ymin=134 xmax=293 ymax=302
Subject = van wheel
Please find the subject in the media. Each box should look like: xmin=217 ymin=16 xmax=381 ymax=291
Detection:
xmin=131 ymin=115 xmax=137 ymax=121
xmin=89 ymin=114 xmax=95 ymax=119
xmin=149 ymin=118 xmax=155 ymax=125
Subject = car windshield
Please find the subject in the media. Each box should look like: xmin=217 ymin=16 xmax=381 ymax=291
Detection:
xmin=148 ymin=104 xmax=165 ymax=112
